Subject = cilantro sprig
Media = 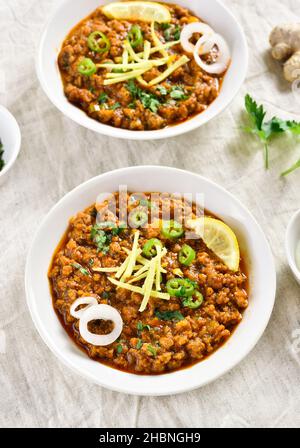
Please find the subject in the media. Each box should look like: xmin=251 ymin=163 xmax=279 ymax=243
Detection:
xmin=244 ymin=94 xmax=300 ymax=175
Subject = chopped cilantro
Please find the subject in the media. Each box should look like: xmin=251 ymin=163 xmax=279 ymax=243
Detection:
xmin=98 ymin=92 xmax=108 ymax=104
xmin=137 ymin=321 xmax=151 ymax=336
xmin=157 ymin=85 xmax=168 ymax=96
xmin=160 ymin=23 xmax=171 ymax=31
xmin=170 ymin=85 xmax=188 ymax=100
xmin=173 ymin=25 xmax=181 ymax=40
xmin=147 ymin=345 xmax=157 ymax=356
xmin=71 ymin=262 xmax=90 ymax=276
xmin=162 ymin=24 xmax=181 ymax=41
xmin=110 ymin=102 xmax=121 ymax=110
xmin=155 ymin=310 xmax=184 ymax=322
xmin=116 ymin=343 xmax=123 ymax=354
xmin=90 ymin=225 xmax=111 ymax=254
xmin=136 ymin=339 xmax=143 ymax=350
xmin=126 ymin=80 xmax=161 ymax=113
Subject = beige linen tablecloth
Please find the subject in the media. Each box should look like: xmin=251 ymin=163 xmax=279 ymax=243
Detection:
xmin=1 ymin=0 xmax=300 ymax=428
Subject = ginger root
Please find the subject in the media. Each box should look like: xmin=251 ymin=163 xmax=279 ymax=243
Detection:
xmin=269 ymin=24 xmax=300 ymax=82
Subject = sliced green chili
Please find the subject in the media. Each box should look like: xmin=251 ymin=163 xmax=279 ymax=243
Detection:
xmin=178 ymin=244 xmax=196 ymax=266
xmin=166 ymin=278 xmax=195 ymax=297
xmin=87 ymin=31 xmax=111 ymax=53
xmin=129 ymin=209 xmax=148 ymax=228
xmin=161 ymin=220 xmax=184 ymax=239
xmin=182 ymin=291 xmax=203 ymax=309
xmin=142 ymin=238 xmax=163 ymax=258
xmin=77 ymin=57 xmax=97 ymax=76
xmin=127 ymin=24 xmax=143 ymax=48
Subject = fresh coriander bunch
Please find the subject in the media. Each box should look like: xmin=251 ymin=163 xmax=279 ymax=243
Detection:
xmin=244 ymin=94 xmax=300 ymax=176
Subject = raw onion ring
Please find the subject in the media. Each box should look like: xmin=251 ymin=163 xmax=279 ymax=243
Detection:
xmin=180 ymin=22 xmax=214 ymax=54
xmin=79 ymin=304 xmax=123 ymax=346
xmin=70 ymin=296 xmax=98 ymax=319
xmin=194 ymin=33 xmax=230 ymax=74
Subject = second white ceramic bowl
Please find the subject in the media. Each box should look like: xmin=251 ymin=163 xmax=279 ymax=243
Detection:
xmin=25 ymin=166 xmax=276 ymax=396
xmin=36 ymin=0 xmax=248 ymax=140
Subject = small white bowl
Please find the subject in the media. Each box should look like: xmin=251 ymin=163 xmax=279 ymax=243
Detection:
xmin=36 ymin=0 xmax=248 ymax=140
xmin=25 ymin=166 xmax=276 ymax=396
xmin=285 ymin=209 xmax=300 ymax=284
xmin=0 ymin=105 xmax=21 ymax=186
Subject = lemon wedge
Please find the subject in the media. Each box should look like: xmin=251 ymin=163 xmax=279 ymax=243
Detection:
xmin=102 ymin=1 xmax=171 ymax=23
xmin=187 ymin=217 xmax=240 ymax=271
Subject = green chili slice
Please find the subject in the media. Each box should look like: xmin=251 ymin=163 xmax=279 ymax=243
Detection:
xmin=161 ymin=220 xmax=184 ymax=239
xmin=166 ymin=278 xmax=195 ymax=297
xmin=87 ymin=31 xmax=111 ymax=53
xmin=178 ymin=244 xmax=196 ymax=266
xmin=142 ymin=238 xmax=163 ymax=258
xmin=182 ymin=291 xmax=203 ymax=309
xmin=129 ymin=209 xmax=148 ymax=228
xmin=127 ymin=24 xmax=143 ymax=48
xmin=77 ymin=57 xmax=97 ymax=76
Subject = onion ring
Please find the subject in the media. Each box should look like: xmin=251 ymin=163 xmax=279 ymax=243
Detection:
xmin=70 ymin=296 xmax=98 ymax=319
xmin=180 ymin=22 xmax=214 ymax=54
xmin=194 ymin=33 xmax=230 ymax=74
xmin=79 ymin=304 xmax=123 ymax=346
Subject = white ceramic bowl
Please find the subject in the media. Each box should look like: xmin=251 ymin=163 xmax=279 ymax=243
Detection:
xmin=285 ymin=209 xmax=300 ymax=285
xmin=25 ymin=166 xmax=276 ymax=396
xmin=0 ymin=106 xmax=21 ymax=186
xmin=36 ymin=0 xmax=248 ymax=140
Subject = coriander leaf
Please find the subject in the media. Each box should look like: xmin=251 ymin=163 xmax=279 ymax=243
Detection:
xmin=136 ymin=339 xmax=143 ymax=350
xmin=71 ymin=262 xmax=90 ymax=276
xmin=116 ymin=343 xmax=123 ymax=353
xmin=245 ymin=94 xmax=266 ymax=132
xmin=91 ymin=224 xmax=111 ymax=254
xmin=126 ymin=79 xmax=139 ymax=99
xmin=157 ymin=85 xmax=168 ymax=96
xmin=126 ymin=80 xmax=161 ymax=113
xmin=147 ymin=344 xmax=157 ymax=356
xmin=286 ymin=120 xmax=300 ymax=135
xmin=160 ymin=23 xmax=171 ymax=31
xmin=173 ymin=25 xmax=181 ymax=41
xmin=98 ymin=92 xmax=108 ymax=104
xmin=110 ymin=102 xmax=121 ymax=110
xmin=170 ymin=85 xmax=188 ymax=100
xmin=155 ymin=310 xmax=184 ymax=322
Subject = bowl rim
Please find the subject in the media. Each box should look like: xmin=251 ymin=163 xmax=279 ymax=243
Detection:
xmin=25 ymin=165 xmax=276 ymax=396
xmin=285 ymin=208 xmax=300 ymax=282
xmin=0 ymin=105 xmax=21 ymax=179
xmin=35 ymin=0 xmax=249 ymax=140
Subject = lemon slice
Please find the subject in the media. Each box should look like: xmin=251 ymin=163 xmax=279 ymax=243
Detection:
xmin=102 ymin=1 xmax=171 ymax=23
xmin=187 ymin=217 xmax=240 ymax=271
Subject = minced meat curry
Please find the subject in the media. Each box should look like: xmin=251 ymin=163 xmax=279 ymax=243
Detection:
xmin=48 ymin=192 xmax=248 ymax=375
xmin=57 ymin=3 xmax=227 ymax=131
